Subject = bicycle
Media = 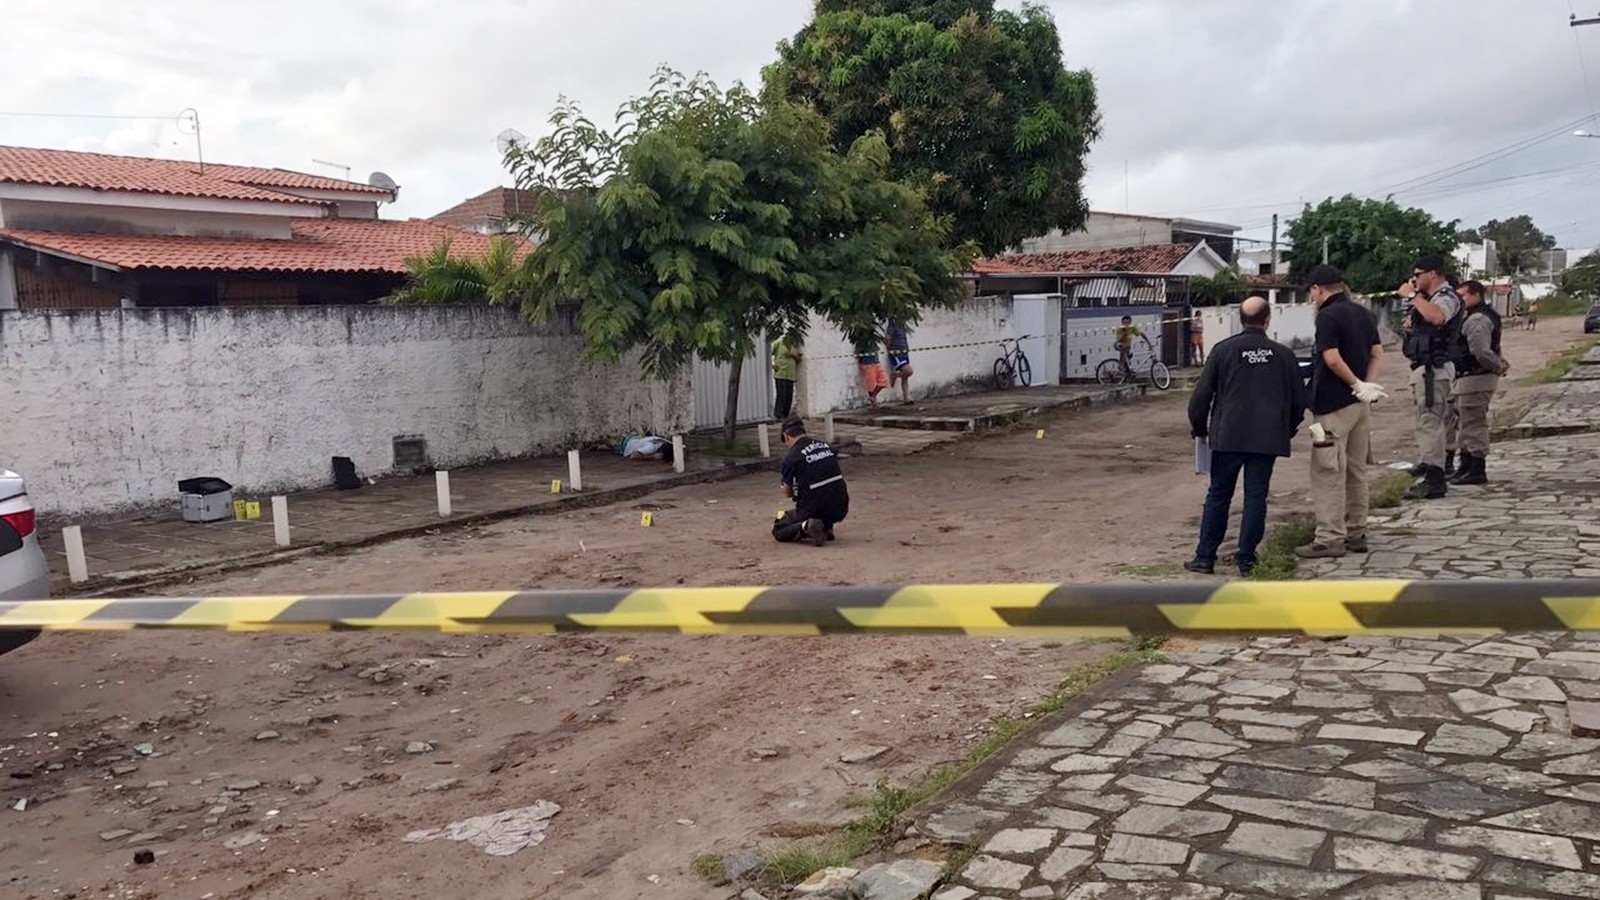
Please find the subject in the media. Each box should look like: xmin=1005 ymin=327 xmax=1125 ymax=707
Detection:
xmin=1095 ymin=345 xmax=1172 ymax=390
xmin=993 ymin=336 xmax=1033 ymax=390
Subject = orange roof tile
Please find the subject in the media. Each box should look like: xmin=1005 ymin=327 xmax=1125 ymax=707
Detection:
xmin=0 ymin=219 xmax=513 ymax=275
xmin=0 ymin=145 xmax=390 ymax=205
xmin=973 ymin=243 xmax=1199 ymax=276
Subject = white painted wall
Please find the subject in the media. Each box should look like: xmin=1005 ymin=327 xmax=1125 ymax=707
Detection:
xmin=0 ymin=198 xmax=292 ymax=239
xmin=1012 ymin=295 xmax=1061 ymax=386
xmin=1 ymin=307 xmax=691 ymax=517
xmin=796 ymin=296 xmax=1015 ymax=414
xmin=1200 ymin=301 xmax=1317 ymax=359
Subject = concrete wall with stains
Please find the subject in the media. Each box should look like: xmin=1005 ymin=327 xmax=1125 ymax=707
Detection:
xmin=0 ymin=306 xmax=691 ymax=517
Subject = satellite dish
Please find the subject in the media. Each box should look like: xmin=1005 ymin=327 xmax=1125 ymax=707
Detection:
xmin=495 ymin=128 xmax=528 ymax=154
xmin=368 ymin=171 xmax=399 ymax=192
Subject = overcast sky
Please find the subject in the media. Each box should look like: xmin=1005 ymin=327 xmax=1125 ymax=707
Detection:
xmin=6 ymin=1 xmax=1600 ymax=251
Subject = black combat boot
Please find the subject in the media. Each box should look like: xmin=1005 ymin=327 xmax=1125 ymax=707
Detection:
xmin=1403 ymin=465 xmax=1448 ymax=500
xmin=1454 ymin=454 xmax=1488 ymax=485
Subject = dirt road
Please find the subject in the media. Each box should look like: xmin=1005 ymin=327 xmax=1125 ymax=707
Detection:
xmin=0 ymin=319 xmax=1583 ymax=900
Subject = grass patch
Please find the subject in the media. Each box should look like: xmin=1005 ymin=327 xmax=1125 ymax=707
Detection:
xmin=1248 ymin=512 xmax=1316 ymax=581
xmin=1116 ymin=562 xmax=1185 ymax=578
xmin=1527 ymin=339 xmax=1598 ymax=385
xmin=692 ymin=853 xmax=727 ymax=884
xmin=1370 ymin=471 xmax=1415 ymax=510
xmin=1540 ymin=291 xmax=1591 ymax=318
xmin=757 ymin=643 xmax=1166 ymax=885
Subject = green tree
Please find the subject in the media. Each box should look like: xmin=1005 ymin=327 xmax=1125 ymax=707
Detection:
xmin=508 ymin=69 xmax=969 ymax=442
xmin=766 ymin=0 xmax=1100 ymax=255
xmin=1285 ymin=195 xmax=1459 ymax=294
xmin=1189 ymin=266 xmax=1248 ymax=307
xmin=1562 ymin=250 xmax=1600 ymax=296
xmin=1468 ymin=215 xmax=1557 ymax=275
xmin=388 ymin=237 xmax=529 ymax=306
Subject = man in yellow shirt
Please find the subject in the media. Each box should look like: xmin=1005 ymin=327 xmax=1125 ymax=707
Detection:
xmin=771 ymin=335 xmax=802 ymax=419
xmin=1115 ymin=315 xmax=1151 ymax=375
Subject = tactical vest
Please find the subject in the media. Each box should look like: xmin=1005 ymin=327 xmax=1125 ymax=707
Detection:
xmin=1453 ymin=304 xmax=1503 ymax=377
xmin=1403 ymin=287 xmax=1463 ymax=369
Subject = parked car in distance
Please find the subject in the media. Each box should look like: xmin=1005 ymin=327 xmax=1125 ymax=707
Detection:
xmin=0 ymin=470 xmax=48 ymax=655
xmin=1584 ymin=303 xmax=1600 ymax=334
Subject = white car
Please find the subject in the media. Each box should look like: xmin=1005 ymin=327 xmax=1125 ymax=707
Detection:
xmin=0 ymin=470 xmax=48 ymax=655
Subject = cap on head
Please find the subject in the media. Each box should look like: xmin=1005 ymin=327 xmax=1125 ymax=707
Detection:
xmin=1414 ymin=253 xmax=1446 ymax=273
xmin=1304 ymin=264 xmax=1342 ymax=289
xmin=782 ymin=418 xmax=808 ymax=439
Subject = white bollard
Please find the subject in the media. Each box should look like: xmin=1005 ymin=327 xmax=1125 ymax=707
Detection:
xmin=435 ymin=471 xmax=452 ymax=517
xmin=63 ymin=525 xmax=88 ymax=584
xmin=271 ymin=496 xmax=291 ymax=547
xmin=568 ymin=449 xmax=583 ymax=492
xmin=672 ymin=435 xmax=685 ymax=473
xmin=825 ymin=414 xmax=836 ymax=443
xmin=758 ymin=423 xmax=771 ymax=458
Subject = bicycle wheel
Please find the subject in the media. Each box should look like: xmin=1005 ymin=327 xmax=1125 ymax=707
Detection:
xmin=1149 ymin=360 xmax=1172 ymax=391
xmin=1095 ymin=358 xmax=1126 ymax=386
xmin=1015 ymin=350 xmax=1033 ymax=387
xmin=994 ymin=357 xmax=1014 ymax=390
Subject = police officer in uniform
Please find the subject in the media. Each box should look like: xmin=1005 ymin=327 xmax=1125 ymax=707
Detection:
xmin=773 ymin=419 xmax=850 ymax=546
xmin=1449 ymin=280 xmax=1508 ymax=485
xmin=1396 ymin=253 xmax=1463 ymax=500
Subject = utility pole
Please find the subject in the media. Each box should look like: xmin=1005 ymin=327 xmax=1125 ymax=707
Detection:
xmin=1323 ymin=235 xmax=1330 ymax=264
xmin=1269 ymin=214 xmax=1279 ymax=274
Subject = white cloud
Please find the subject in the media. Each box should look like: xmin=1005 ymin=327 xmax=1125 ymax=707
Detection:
xmin=4 ymin=0 xmax=1598 ymax=246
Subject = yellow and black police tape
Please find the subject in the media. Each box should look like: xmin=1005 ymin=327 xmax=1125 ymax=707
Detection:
xmin=4 ymin=579 xmax=1600 ymax=635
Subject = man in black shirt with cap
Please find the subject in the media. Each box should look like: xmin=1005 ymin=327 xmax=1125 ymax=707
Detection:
xmin=773 ymin=419 xmax=850 ymax=546
xmin=1297 ymin=265 xmax=1388 ymax=560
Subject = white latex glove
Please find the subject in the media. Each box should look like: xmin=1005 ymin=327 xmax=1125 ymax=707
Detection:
xmin=1351 ymin=381 xmax=1388 ymax=403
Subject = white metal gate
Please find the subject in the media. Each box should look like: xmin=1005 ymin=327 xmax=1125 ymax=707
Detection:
xmin=691 ymin=347 xmax=771 ymax=430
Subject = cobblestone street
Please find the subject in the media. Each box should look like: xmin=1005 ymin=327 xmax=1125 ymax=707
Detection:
xmin=925 ymin=630 xmax=1600 ymax=900
xmin=918 ymin=341 xmax=1600 ymax=899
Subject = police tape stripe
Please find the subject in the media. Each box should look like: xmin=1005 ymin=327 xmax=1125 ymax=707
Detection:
xmin=3 ymin=580 xmax=1600 ymax=635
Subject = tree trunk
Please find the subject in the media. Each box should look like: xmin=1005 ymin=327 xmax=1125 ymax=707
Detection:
xmin=722 ymin=354 xmax=745 ymax=446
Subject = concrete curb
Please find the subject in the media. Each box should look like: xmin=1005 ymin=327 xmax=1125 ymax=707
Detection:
xmin=57 ymin=457 xmax=780 ymax=598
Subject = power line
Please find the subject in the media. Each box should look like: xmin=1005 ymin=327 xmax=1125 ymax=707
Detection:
xmin=0 ymin=111 xmax=187 ymax=121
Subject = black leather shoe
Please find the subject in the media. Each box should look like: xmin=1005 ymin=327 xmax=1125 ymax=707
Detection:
xmin=1183 ymin=559 xmax=1215 ymax=575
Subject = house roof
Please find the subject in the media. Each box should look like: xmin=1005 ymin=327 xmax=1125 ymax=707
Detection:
xmin=973 ymin=243 xmax=1201 ymax=276
xmin=0 ymin=145 xmax=392 ymax=206
xmin=0 ymin=219 xmax=509 ymax=275
xmin=429 ymin=186 xmax=539 ymax=230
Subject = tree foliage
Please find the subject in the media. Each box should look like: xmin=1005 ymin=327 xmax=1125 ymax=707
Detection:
xmin=1189 ymin=266 xmax=1248 ymax=307
xmin=1462 ymin=215 xmax=1557 ymax=276
xmin=507 ymin=68 xmax=970 ymax=439
xmin=388 ymin=237 xmax=528 ymax=306
xmin=1285 ymin=195 xmax=1459 ymax=294
xmin=766 ymin=0 xmax=1100 ymax=255
xmin=1562 ymin=250 xmax=1600 ymax=296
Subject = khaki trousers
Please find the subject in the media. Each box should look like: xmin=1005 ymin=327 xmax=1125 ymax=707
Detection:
xmin=1310 ymin=401 xmax=1372 ymax=544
